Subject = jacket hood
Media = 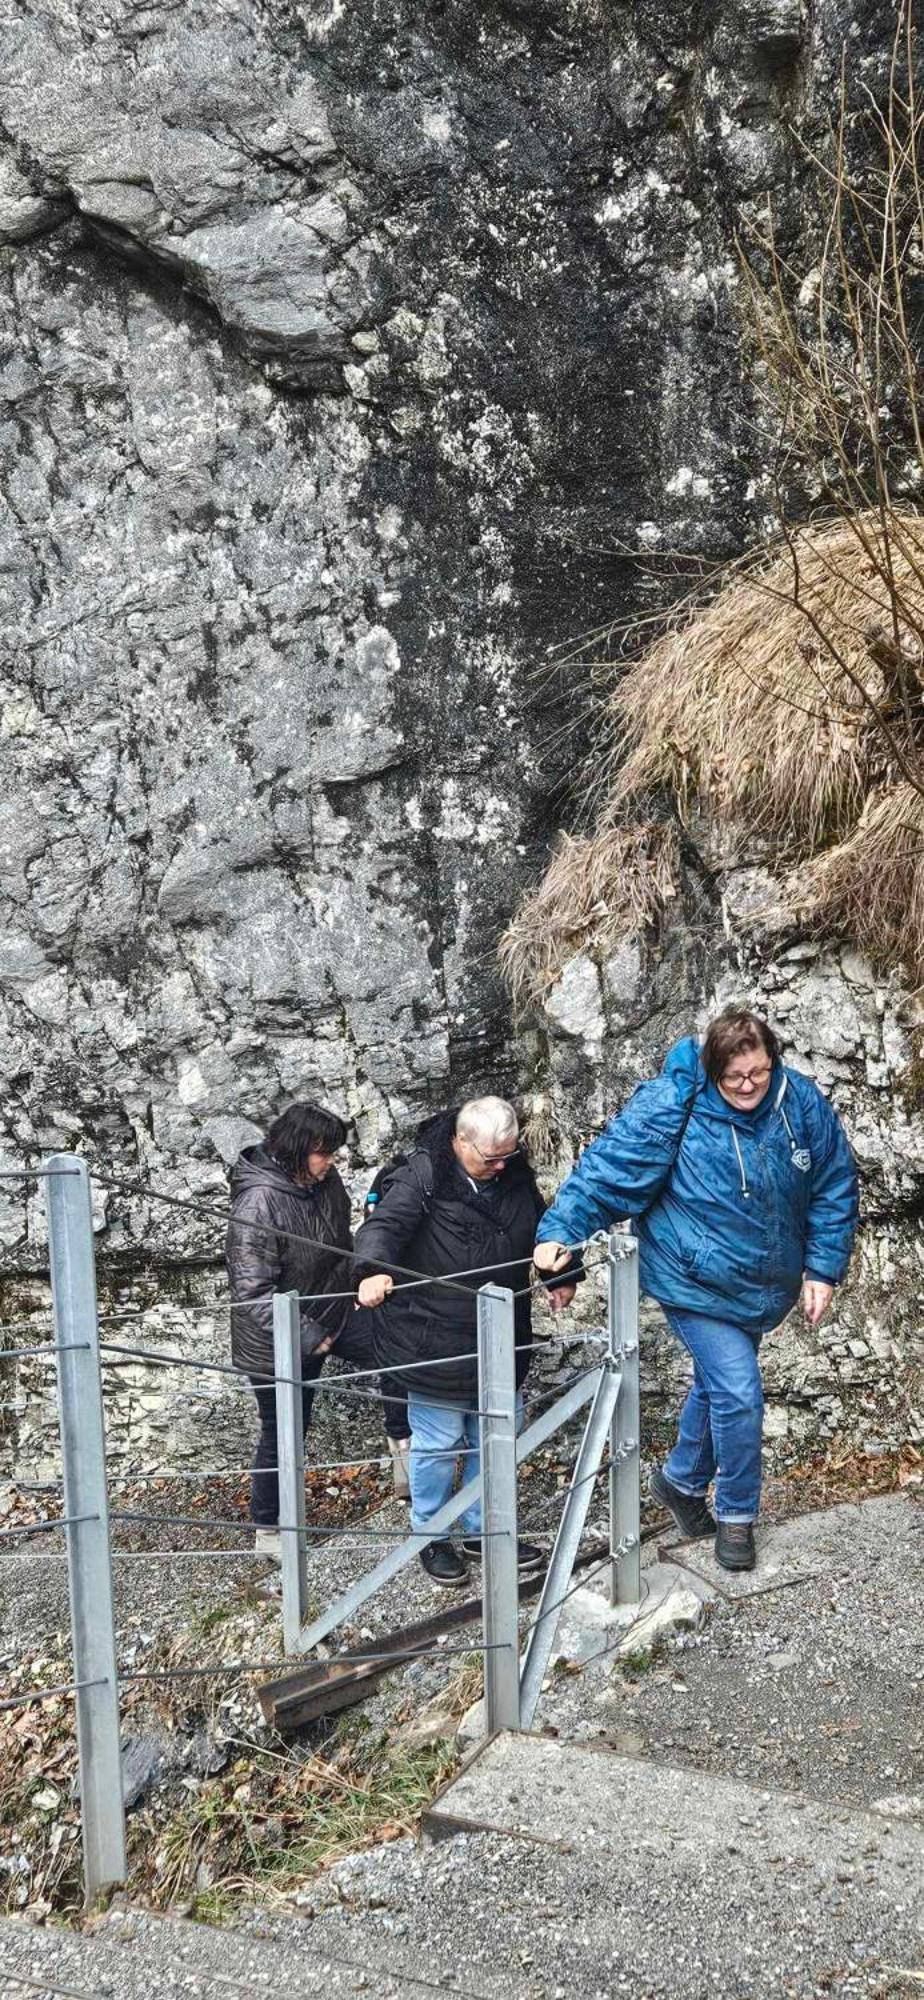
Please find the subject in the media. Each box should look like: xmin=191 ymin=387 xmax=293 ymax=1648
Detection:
xmin=661 ymin=1036 xmax=785 ymax=1132
xmin=230 ymin=1144 xmax=322 ymax=1203
xmin=412 ymin=1106 xmax=532 ymax=1194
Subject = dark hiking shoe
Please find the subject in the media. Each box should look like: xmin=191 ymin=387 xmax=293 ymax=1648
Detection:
xmin=715 ymin=1520 xmax=756 ymax=1571
xmin=649 ymin=1467 xmax=716 ymax=1541
xmin=462 ymin=1537 xmax=545 ymax=1577
xmin=420 ymin=1538 xmax=468 ymax=1586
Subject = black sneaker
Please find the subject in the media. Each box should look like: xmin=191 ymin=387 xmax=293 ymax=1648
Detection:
xmin=714 ymin=1521 xmax=756 ymax=1571
xmin=462 ymin=1537 xmax=545 ymax=1578
xmin=420 ymin=1538 xmax=468 ymax=1586
xmin=650 ymin=1466 xmax=716 ymax=1541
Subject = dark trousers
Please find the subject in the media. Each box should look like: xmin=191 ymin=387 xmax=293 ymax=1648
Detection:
xmin=248 ymin=1317 xmax=409 ymax=1526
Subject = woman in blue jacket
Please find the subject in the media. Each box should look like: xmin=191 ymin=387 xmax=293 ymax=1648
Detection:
xmin=533 ymin=1007 xmax=858 ymax=1571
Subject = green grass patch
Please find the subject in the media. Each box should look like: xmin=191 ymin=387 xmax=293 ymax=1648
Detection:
xmin=132 ymin=1737 xmax=458 ymax=1911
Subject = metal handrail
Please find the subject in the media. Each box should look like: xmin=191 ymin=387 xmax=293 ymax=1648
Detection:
xmin=6 ymin=1151 xmax=640 ymax=1912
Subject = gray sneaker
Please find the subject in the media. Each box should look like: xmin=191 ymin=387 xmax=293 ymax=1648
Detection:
xmin=254 ymin=1526 xmax=282 ymax=1563
xmin=388 ymin=1436 xmax=411 ymax=1501
xmin=650 ymin=1467 xmax=716 ymax=1541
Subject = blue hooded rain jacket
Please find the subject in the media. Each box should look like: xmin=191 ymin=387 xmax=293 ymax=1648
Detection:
xmin=536 ymin=1038 xmax=859 ymax=1334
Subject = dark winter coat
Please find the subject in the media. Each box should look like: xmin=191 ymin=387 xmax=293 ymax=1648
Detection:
xmin=536 ymin=1037 xmax=858 ymax=1336
xmin=352 ymin=1110 xmax=580 ymax=1404
xmin=227 ymin=1145 xmax=353 ymax=1378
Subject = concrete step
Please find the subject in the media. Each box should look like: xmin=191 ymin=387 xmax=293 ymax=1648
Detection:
xmin=523 ymin=1493 xmax=924 ymax=1817
xmin=417 ymin=1731 xmax=923 ymax=1995
xmin=0 ymin=1899 xmax=507 ymax=2000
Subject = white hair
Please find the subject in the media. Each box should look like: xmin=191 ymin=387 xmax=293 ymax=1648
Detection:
xmin=456 ymin=1096 xmax=519 ymax=1148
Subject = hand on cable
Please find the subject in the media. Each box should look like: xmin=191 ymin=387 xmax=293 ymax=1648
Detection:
xmin=801 ymin=1278 xmax=833 ymax=1326
xmin=546 ymin=1282 xmax=576 ymax=1313
xmin=357 ymin=1273 xmax=395 ymax=1308
xmin=533 ymin=1240 xmax=572 ymax=1276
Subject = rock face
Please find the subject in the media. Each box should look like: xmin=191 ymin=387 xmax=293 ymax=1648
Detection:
xmin=0 ymin=0 xmax=914 ymax=1467
xmin=0 ymin=1 xmax=889 ymax=1237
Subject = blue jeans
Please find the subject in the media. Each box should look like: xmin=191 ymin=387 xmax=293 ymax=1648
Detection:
xmin=662 ymin=1309 xmax=764 ymax=1523
xmin=407 ymin=1391 xmax=524 ymax=1538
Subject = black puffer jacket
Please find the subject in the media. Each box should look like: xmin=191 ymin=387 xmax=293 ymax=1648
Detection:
xmin=353 ymin=1110 xmax=579 ymax=1404
xmin=227 ymin=1146 xmax=353 ymax=1378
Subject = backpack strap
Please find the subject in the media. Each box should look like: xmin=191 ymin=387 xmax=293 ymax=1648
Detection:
xmin=405 ymin=1147 xmax=434 ymax=1212
xmin=674 ymin=1078 xmax=701 ymax=1156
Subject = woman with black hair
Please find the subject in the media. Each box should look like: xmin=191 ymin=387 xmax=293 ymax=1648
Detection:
xmin=226 ymin=1101 xmax=410 ymax=1560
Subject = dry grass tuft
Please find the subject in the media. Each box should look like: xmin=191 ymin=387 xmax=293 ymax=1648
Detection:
xmin=499 ymin=820 xmax=679 ymax=1013
xmin=787 ymin=782 xmax=924 ymax=981
xmin=606 ymin=511 xmax=924 ymax=848
xmin=502 ymin=509 xmax=924 ymax=1008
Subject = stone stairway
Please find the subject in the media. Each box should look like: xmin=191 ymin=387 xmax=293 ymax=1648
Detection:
xmin=2 ymin=1494 xmax=921 ymax=1999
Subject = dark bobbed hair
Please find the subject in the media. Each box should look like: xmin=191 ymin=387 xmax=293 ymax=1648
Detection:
xmin=266 ymin=1102 xmax=349 ymax=1177
xmin=700 ymin=1007 xmax=782 ymax=1085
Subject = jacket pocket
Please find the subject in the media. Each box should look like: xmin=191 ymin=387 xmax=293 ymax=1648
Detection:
xmin=682 ymin=1225 xmax=752 ymax=1286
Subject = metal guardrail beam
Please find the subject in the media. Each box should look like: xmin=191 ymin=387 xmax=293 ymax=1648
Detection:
xmin=478 ymin=1285 xmax=520 ymax=1733
xmin=295 ymin=1363 xmax=601 ymax=1655
xmin=518 ymin=1361 xmax=621 ymax=1728
xmin=274 ymin=1293 xmax=309 ymax=1654
xmin=608 ymin=1230 xmax=641 ymax=1607
xmin=45 ymin=1155 xmax=127 ymax=1905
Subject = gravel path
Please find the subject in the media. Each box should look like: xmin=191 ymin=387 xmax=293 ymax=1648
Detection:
xmin=529 ymin=1492 xmax=924 ymax=1815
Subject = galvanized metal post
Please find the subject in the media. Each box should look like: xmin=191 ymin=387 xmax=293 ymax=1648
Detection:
xmin=296 ymin=1369 xmax=599 ymax=1657
xmin=45 ymin=1154 xmax=126 ymax=1905
xmin=478 ymin=1283 xmax=521 ymax=1733
xmin=608 ymin=1228 xmax=641 ymax=1606
xmin=518 ymin=1358 xmax=618 ymax=1729
xmin=274 ymin=1292 xmax=308 ymax=1655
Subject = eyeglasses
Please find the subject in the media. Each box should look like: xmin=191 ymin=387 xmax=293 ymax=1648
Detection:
xmin=721 ymin=1063 xmax=773 ymax=1090
xmin=464 ymin=1138 xmax=523 ymax=1167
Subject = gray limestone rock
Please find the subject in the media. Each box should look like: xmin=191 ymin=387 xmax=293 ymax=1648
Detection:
xmin=0 ymin=0 xmax=911 ymax=1476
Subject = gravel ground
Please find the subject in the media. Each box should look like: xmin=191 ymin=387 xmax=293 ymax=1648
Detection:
xmin=237 ymin=1751 xmax=924 ymax=2000
xmin=524 ymin=1493 xmax=924 ymax=1814
xmin=3 ymin=1746 xmax=922 ymax=2000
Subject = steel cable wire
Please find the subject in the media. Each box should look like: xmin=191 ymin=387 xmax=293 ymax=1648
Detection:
xmin=86 ymin=1250 xmax=607 ymax=1327
xmin=90 ymin=1170 xmax=597 ymax=1299
xmin=0 ymin=1513 xmax=99 ymax=1541
xmin=119 ymin=1640 xmax=504 ymax=1684
xmin=96 ymin=1341 xmax=494 ymax=1417
xmin=108 ymin=1508 xmax=506 ymax=1542
xmin=0 ymin=1676 xmax=106 ymax=1714
xmin=4 ymin=1442 xmax=479 ymax=1489
xmin=0 ymin=1343 xmax=91 ymax=1361
xmin=518 ymin=1441 xmax=637 ymax=1534
xmin=520 ymin=1554 xmax=613 ymax=1634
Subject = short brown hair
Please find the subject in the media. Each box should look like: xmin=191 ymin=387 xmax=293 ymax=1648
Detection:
xmin=700 ymin=1008 xmax=781 ymax=1085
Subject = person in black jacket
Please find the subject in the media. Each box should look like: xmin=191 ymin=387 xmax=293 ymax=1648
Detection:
xmin=226 ymin=1101 xmax=411 ymax=1561
xmin=354 ymin=1097 xmax=579 ymax=1587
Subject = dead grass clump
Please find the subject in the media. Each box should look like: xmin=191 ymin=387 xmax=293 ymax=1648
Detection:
xmin=607 ymin=512 xmax=924 ymax=849
xmin=787 ymin=783 xmax=924 ymax=982
xmin=499 ymin=820 xmax=679 ymax=1012
xmin=502 ymin=508 xmax=924 ymax=1010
